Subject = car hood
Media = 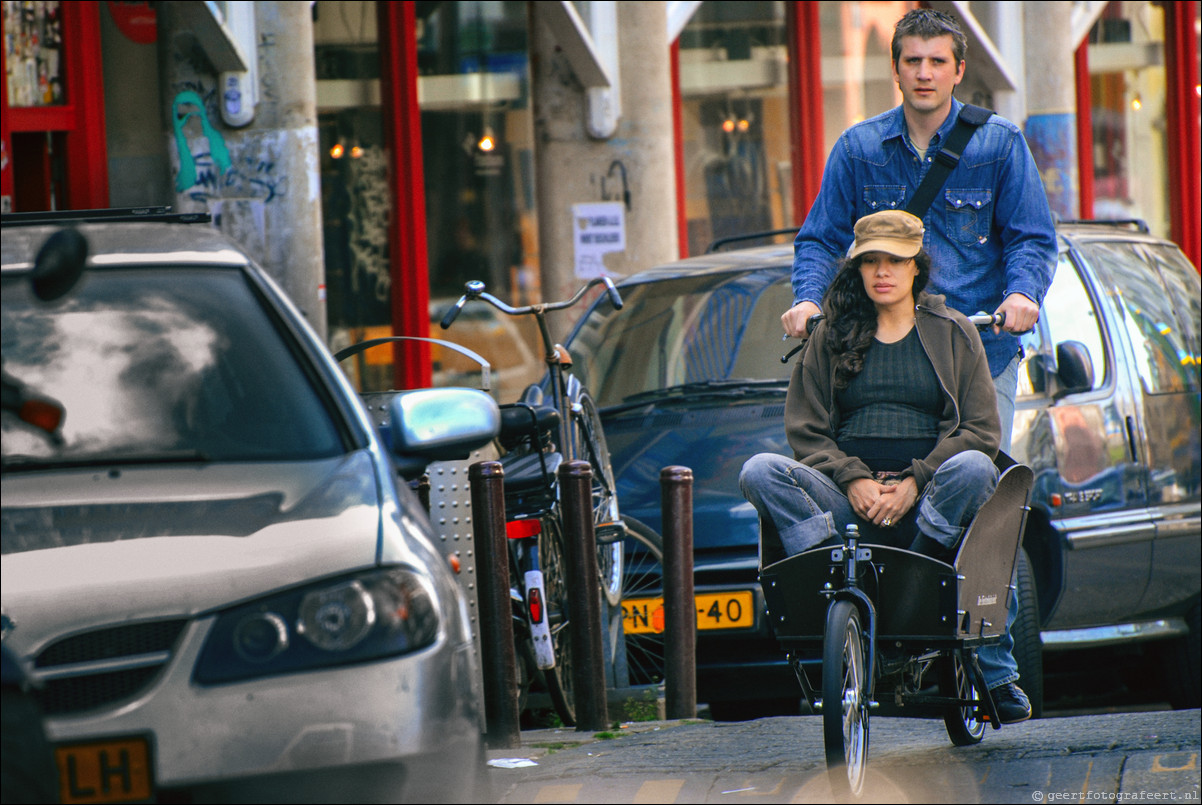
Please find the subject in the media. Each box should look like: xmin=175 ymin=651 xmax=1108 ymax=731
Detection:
xmin=1 ymin=451 xmax=386 ymax=644
xmin=604 ymin=401 xmax=788 ymax=552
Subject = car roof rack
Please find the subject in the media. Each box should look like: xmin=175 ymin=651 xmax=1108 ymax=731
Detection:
xmin=1 ymin=207 xmax=212 ymax=226
xmin=1057 ymin=218 xmax=1150 ymax=234
xmin=706 ymin=226 xmax=798 ymax=254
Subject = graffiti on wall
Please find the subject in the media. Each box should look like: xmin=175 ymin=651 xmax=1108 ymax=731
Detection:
xmin=344 ymin=145 xmax=391 ymax=305
xmin=172 ymin=89 xmax=231 ymax=193
xmin=170 ymin=85 xmax=287 ymax=205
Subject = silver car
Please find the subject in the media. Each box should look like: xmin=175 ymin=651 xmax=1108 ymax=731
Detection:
xmin=1 ymin=212 xmax=496 ymax=803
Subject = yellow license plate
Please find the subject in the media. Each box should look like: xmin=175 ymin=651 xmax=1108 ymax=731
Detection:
xmin=623 ymin=590 xmax=755 ymax=634
xmin=56 ymin=737 xmax=152 ymax=804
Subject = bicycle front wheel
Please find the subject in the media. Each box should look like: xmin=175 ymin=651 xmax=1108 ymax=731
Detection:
xmin=571 ymin=390 xmax=623 ymax=607
xmin=823 ymin=599 xmax=869 ymax=800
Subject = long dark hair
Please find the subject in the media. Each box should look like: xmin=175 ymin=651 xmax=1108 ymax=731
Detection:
xmin=821 ymin=250 xmax=932 ymax=389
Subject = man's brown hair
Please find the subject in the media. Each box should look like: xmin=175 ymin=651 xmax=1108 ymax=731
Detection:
xmin=891 ymin=8 xmax=968 ymax=66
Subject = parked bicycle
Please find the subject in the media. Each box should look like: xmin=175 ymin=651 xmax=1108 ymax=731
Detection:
xmin=441 ymin=277 xmax=631 ymax=726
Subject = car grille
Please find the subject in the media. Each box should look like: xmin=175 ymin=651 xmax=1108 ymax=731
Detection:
xmin=32 ymin=619 xmax=188 ymax=716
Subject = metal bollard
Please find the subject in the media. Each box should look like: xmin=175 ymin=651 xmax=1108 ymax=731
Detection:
xmin=558 ymin=460 xmax=608 ymax=731
xmin=661 ymin=465 xmax=697 ymax=720
xmin=469 ymin=461 xmax=521 ymax=749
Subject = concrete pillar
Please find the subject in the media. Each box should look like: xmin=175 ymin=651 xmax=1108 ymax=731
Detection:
xmin=973 ymin=1 xmax=1026 ymax=127
xmin=159 ymin=1 xmax=327 ymax=340
xmin=1022 ymin=1 xmax=1078 ymax=220
xmin=529 ymin=1 xmax=677 ymax=334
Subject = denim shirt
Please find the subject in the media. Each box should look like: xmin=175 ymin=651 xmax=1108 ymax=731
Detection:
xmin=792 ymin=97 xmax=1057 ymax=377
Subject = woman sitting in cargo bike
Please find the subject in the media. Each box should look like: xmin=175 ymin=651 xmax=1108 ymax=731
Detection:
xmin=740 ymin=210 xmax=1034 ymax=797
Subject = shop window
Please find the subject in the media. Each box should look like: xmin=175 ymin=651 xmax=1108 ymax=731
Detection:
xmin=2 ymin=1 xmax=106 ymax=212
xmin=817 ymin=1 xmax=913 ymax=154
xmin=1086 ymin=2 xmax=1171 ymax=239
xmin=4 ymin=0 xmax=66 ymax=107
xmin=678 ymin=2 xmax=791 ymax=256
xmin=314 ymin=1 xmax=540 ymax=398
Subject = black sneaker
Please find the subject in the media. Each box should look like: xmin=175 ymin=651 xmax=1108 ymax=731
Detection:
xmin=989 ymin=682 xmax=1032 ymax=724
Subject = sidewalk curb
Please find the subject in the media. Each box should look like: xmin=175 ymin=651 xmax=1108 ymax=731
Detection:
xmin=485 ymin=719 xmax=703 ymax=764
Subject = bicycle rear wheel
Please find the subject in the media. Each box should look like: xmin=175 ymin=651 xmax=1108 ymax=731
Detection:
xmin=941 ymin=651 xmax=986 ymax=746
xmin=822 ymin=599 xmax=869 ymax=800
xmin=539 ymin=515 xmax=576 ymax=726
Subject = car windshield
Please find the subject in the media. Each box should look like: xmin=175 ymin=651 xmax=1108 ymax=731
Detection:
xmin=2 ymin=267 xmax=344 ymax=468
xmin=568 ymin=268 xmax=794 ymax=409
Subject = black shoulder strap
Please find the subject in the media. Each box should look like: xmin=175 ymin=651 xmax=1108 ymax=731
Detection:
xmin=904 ymin=104 xmax=993 ymax=218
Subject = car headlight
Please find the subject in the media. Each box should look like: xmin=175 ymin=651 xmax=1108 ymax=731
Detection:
xmin=194 ymin=568 xmax=440 ymax=684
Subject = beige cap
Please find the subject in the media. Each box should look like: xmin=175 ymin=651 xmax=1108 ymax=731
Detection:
xmin=848 ymin=209 xmax=925 ymax=259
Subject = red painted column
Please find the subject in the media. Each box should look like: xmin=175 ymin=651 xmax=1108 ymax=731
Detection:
xmin=1074 ymin=42 xmax=1094 ymax=221
xmin=786 ymin=1 xmax=824 ymax=228
xmin=1164 ymin=1 xmax=1200 ymax=271
xmin=64 ymin=1 xmax=109 ymax=210
xmin=378 ymin=1 xmax=432 ymax=388
xmin=671 ymin=40 xmax=688 ymax=259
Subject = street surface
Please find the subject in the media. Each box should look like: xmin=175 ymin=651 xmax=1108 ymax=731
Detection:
xmin=486 ymin=709 xmax=1200 ymax=804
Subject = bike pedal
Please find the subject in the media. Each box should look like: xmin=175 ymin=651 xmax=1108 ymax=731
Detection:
xmin=595 ymin=522 xmax=627 ymax=544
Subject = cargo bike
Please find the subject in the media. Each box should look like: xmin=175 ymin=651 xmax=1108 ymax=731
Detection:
xmin=760 ymin=449 xmax=1034 ymax=800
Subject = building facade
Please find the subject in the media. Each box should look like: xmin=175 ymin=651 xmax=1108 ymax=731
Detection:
xmin=3 ymin=1 xmax=1198 ymax=391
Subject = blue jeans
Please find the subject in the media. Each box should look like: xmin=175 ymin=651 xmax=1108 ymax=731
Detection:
xmin=980 ymin=350 xmax=1023 ymax=688
xmin=741 ymin=450 xmax=1019 ymax=689
xmin=993 ymin=350 xmax=1021 ymax=455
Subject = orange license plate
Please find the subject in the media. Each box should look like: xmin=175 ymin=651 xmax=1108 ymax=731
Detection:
xmin=623 ymin=590 xmax=755 ymax=634
xmin=56 ymin=737 xmax=152 ymax=804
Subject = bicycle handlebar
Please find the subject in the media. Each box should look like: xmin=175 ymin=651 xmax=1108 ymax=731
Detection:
xmin=780 ymin=311 xmax=1008 ymax=363
xmin=440 ymin=277 xmax=624 ymax=330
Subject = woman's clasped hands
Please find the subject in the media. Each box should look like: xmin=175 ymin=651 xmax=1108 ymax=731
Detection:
xmin=847 ymin=475 xmax=919 ymax=528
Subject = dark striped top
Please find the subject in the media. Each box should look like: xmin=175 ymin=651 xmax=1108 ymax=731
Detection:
xmin=835 ymin=327 xmax=943 ymax=472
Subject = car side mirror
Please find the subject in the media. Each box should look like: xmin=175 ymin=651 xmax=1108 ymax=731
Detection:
xmin=31 ymin=228 xmax=87 ymax=301
xmin=1054 ymin=341 xmax=1094 ymax=398
xmin=387 ymin=388 xmax=500 ymax=480
xmin=1025 ymin=354 xmax=1055 ymax=395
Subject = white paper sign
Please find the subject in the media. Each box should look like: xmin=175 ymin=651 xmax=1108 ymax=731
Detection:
xmin=572 ymin=202 xmax=625 ymax=279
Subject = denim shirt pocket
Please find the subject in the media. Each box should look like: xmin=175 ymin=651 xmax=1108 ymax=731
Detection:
xmin=944 ymin=188 xmax=993 ymax=245
xmin=863 ymin=185 xmax=907 ymax=213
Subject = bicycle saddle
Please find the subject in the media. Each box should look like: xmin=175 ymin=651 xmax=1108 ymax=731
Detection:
xmin=498 ymin=403 xmax=560 ymax=450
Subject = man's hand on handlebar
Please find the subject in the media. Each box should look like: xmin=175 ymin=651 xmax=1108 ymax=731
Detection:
xmin=993 ymin=292 xmax=1039 ymax=335
xmin=782 ymin=300 xmax=822 ymax=339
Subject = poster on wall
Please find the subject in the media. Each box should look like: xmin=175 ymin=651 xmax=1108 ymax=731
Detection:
xmin=572 ymin=202 xmax=625 ymax=279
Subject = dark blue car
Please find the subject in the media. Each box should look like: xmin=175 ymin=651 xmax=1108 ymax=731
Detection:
xmin=566 ymin=222 xmax=1200 ymax=720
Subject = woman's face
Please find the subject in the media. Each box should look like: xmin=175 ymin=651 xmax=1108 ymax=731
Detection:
xmin=859 ymin=251 xmax=919 ymax=309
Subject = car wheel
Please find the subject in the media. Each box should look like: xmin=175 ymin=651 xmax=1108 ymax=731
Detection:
xmin=1160 ymin=598 xmax=1201 ymax=709
xmin=1013 ymin=548 xmax=1044 ymax=718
